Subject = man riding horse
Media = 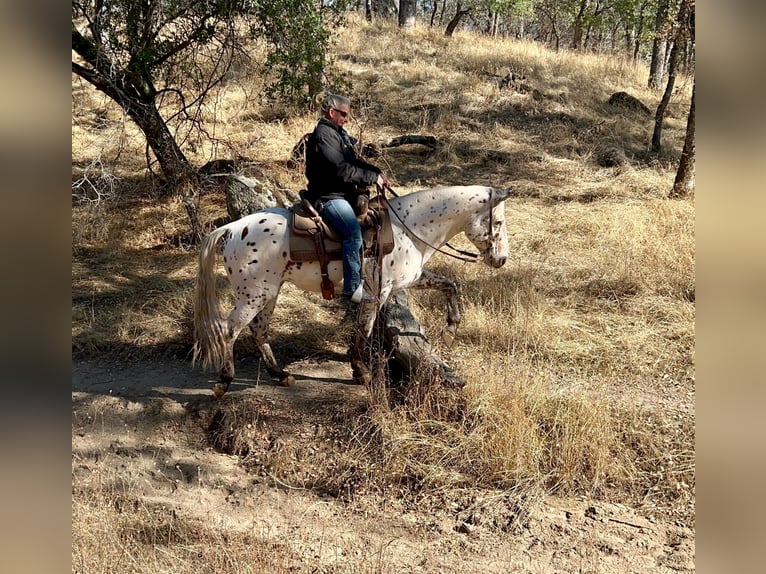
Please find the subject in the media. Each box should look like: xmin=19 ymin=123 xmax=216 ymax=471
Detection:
xmin=304 ymin=92 xmax=390 ymax=304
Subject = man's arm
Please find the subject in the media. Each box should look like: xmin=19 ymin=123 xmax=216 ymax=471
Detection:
xmin=315 ymin=130 xmax=379 ymax=187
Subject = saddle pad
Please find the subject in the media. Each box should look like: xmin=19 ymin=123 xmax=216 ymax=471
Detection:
xmin=289 ymin=205 xmax=342 ymax=262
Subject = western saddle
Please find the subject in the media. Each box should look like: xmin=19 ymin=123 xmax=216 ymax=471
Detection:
xmin=289 ymin=192 xmax=394 ymax=300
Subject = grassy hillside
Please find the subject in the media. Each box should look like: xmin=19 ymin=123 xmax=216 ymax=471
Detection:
xmin=72 ymin=15 xmax=694 ymax=571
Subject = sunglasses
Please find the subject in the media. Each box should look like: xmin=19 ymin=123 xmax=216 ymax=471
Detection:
xmin=331 ymin=107 xmax=349 ymax=118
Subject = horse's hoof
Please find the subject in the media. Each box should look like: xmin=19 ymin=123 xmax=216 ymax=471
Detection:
xmin=212 ymin=382 xmax=230 ymax=398
xmin=441 ymin=328 xmax=456 ymax=347
xmin=278 ymin=374 xmax=295 ymax=387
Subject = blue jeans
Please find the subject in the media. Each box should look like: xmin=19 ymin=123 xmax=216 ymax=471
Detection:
xmin=321 ymin=198 xmax=363 ymax=296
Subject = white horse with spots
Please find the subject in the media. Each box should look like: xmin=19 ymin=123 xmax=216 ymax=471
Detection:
xmin=193 ymin=185 xmax=512 ymax=396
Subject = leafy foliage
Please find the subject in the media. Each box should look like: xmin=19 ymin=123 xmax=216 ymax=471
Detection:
xmin=248 ymin=0 xmax=350 ymax=102
xmin=72 ymin=0 xmax=345 ymax=103
xmin=72 ymin=0 xmax=348 ymax=184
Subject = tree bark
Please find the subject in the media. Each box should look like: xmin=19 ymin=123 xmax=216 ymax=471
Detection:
xmin=651 ymin=0 xmax=691 ymax=152
xmin=445 ymin=5 xmax=471 ymax=37
xmin=671 ymin=78 xmax=695 ymax=198
xmin=399 ymin=0 xmax=416 ymax=28
xmin=648 ymin=0 xmax=670 ymax=88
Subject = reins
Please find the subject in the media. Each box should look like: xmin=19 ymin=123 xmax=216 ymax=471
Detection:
xmin=377 ymin=184 xmax=488 ymax=263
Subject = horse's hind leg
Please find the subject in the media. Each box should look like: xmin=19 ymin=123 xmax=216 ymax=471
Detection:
xmin=212 ymin=301 xmax=259 ymax=398
xmin=248 ymin=297 xmax=295 ymax=387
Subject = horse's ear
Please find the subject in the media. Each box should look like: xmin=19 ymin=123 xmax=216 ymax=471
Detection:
xmin=491 ymin=187 xmax=514 ymax=205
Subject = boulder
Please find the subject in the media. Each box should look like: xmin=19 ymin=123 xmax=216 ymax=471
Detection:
xmin=607 ymin=91 xmax=651 ymax=115
xmin=225 ymin=174 xmax=279 ymax=220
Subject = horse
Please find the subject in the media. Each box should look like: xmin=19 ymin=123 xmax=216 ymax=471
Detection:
xmin=193 ymin=185 xmax=513 ymax=396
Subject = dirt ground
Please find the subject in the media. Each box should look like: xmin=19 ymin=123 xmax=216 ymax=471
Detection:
xmin=72 ymin=358 xmax=694 ymax=573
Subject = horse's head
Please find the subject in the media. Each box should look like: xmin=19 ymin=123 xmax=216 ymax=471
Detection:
xmin=464 ymin=187 xmax=511 ymax=268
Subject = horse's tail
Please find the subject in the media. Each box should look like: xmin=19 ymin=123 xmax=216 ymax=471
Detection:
xmin=192 ymin=225 xmax=230 ymax=372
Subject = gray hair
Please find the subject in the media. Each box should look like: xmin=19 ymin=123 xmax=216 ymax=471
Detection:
xmin=321 ymin=92 xmax=350 ymax=114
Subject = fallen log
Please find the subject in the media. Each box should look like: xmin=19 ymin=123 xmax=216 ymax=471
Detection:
xmin=291 ymin=132 xmax=443 ymax=162
xmin=373 ymin=291 xmax=467 ymax=410
xmin=362 ymin=134 xmax=442 ymax=158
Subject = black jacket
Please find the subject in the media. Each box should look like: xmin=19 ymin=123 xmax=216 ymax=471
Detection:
xmin=305 ymin=118 xmax=380 ymax=203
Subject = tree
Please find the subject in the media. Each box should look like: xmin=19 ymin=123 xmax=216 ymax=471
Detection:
xmin=483 ymin=0 xmax=534 ymax=37
xmin=651 ymin=0 xmax=692 ymax=152
xmin=533 ymin=0 xmax=574 ymax=50
xmin=571 ymin=0 xmax=590 ymax=50
xmin=612 ymin=0 xmax=651 ymax=61
xmin=648 ymin=0 xmax=670 ymax=88
xmin=445 ymin=3 xmax=472 ymax=36
xmin=671 ymin=3 xmax=694 ymax=197
xmin=671 ymin=77 xmax=694 ymax=197
xmin=72 ymin=1 xmax=339 ymax=191
xmin=399 ymin=0 xmax=417 ymax=27
xmin=372 ymin=0 xmax=399 ymax=19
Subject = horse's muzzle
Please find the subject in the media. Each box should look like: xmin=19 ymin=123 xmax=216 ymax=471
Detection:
xmin=486 ymin=254 xmax=507 ymax=268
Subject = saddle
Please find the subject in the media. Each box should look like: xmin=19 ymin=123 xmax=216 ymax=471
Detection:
xmin=289 ymin=193 xmax=395 ymax=300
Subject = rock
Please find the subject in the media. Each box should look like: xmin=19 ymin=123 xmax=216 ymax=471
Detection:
xmin=607 ymin=91 xmax=651 ymax=115
xmin=225 ymin=174 xmax=278 ymax=220
xmin=595 ymin=145 xmax=628 ymax=167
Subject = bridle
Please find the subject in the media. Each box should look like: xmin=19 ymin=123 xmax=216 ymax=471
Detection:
xmin=377 ymin=185 xmax=496 ymax=264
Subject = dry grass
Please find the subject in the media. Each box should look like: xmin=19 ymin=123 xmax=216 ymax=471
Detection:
xmin=72 ymin=14 xmax=694 ymax=570
xmin=72 ymin=485 xmax=302 ymax=573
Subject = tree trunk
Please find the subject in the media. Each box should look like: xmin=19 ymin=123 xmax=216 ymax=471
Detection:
xmin=651 ymin=0 xmax=691 ymax=152
xmin=445 ymin=5 xmax=470 ymax=37
xmin=571 ymin=0 xmax=589 ymax=50
xmin=372 ymin=0 xmax=399 ymax=19
xmin=399 ymin=0 xmax=416 ymax=28
xmin=634 ymin=0 xmax=648 ymax=61
xmin=671 ymin=78 xmax=695 ymax=198
xmin=623 ymin=22 xmax=633 ymax=56
xmin=125 ymin=99 xmax=198 ymax=187
xmin=72 ymin=31 xmax=196 ymax=192
xmin=648 ymin=0 xmax=670 ymax=88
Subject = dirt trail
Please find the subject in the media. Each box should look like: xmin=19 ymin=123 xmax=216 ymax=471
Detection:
xmin=72 ymin=358 xmax=694 ymax=573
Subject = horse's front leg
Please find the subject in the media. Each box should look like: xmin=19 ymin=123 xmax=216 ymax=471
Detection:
xmin=348 ymin=297 xmax=378 ymax=385
xmin=409 ymin=270 xmax=461 ymax=346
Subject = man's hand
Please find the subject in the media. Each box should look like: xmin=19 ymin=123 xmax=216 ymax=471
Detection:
xmin=376 ymin=173 xmax=390 ymax=189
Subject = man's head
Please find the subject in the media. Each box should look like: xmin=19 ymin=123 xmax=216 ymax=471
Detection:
xmin=322 ymin=93 xmax=350 ymax=128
